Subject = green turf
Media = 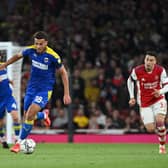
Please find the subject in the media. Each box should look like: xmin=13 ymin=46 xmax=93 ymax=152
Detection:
xmin=0 ymin=143 xmax=168 ymax=168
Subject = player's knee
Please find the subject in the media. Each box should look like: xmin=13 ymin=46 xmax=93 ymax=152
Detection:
xmin=156 ymin=115 xmax=166 ymax=127
xmin=11 ymin=111 xmax=19 ymax=122
xmin=146 ymin=127 xmax=155 ymax=133
xmin=13 ymin=116 xmax=19 ymax=123
xmin=145 ymin=124 xmax=155 ymax=133
xmin=0 ymin=119 xmax=3 ymax=127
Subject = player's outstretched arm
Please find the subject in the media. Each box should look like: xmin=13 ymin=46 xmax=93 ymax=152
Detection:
xmin=57 ymin=65 xmax=72 ymax=105
xmin=0 ymin=53 xmax=22 ymax=70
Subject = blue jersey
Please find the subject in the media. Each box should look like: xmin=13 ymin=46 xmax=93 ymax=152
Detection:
xmin=0 ymin=69 xmax=17 ymax=116
xmin=22 ymin=45 xmax=62 ymax=94
xmin=0 ymin=69 xmax=12 ymax=97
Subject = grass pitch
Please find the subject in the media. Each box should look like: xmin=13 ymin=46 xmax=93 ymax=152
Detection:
xmin=0 ymin=143 xmax=168 ymax=168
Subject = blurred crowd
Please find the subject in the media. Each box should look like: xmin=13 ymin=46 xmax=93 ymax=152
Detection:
xmin=1 ymin=0 xmax=168 ymax=133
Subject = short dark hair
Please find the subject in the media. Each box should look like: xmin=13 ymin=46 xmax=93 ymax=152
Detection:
xmin=146 ymin=51 xmax=158 ymax=58
xmin=33 ymin=31 xmax=48 ymax=41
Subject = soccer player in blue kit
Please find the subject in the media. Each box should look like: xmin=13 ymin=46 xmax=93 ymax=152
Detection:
xmin=0 ymin=31 xmax=72 ymax=153
xmin=0 ymin=59 xmax=21 ymax=148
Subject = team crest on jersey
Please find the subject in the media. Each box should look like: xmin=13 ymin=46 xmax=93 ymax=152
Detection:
xmin=33 ymin=53 xmax=37 ymax=57
xmin=155 ymin=75 xmax=159 ymax=80
xmin=44 ymin=57 xmax=48 ymax=63
xmin=141 ymin=78 xmax=145 ymax=82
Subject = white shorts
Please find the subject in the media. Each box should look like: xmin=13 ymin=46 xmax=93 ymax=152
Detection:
xmin=140 ymin=99 xmax=167 ymax=125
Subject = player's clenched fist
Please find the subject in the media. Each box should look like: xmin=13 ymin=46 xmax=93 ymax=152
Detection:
xmin=129 ymin=98 xmax=136 ymax=106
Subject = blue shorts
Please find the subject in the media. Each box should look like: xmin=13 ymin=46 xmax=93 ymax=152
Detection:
xmin=24 ymin=90 xmax=52 ymax=111
xmin=0 ymin=95 xmax=18 ymax=119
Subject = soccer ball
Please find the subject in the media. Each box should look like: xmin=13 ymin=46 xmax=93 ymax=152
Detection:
xmin=20 ymin=138 xmax=36 ymax=154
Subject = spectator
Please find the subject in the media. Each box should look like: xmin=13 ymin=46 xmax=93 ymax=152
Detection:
xmin=1 ymin=0 xmax=168 ymax=132
xmin=52 ymin=109 xmax=68 ymax=129
xmin=73 ymin=105 xmax=89 ymax=129
xmin=71 ymin=68 xmax=85 ymax=103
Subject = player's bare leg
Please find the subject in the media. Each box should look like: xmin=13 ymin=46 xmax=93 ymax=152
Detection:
xmin=10 ymin=110 xmax=21 ymax=142
xmin=156 ymin=114 xmax=167 ymax=154
xmin=11 ymin=104 xmax=39 ymax=153
xmin=145 ymin=123 xmax=155 ymax=133
xmin=0 ymin=119 xmax=9 ymax=149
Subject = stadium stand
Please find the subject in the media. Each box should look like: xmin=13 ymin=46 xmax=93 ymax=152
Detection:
xmin=1 ymin=0 xmax=168 ymax=133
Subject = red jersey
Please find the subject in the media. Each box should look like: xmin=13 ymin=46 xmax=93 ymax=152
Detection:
xmin=129 ymin=64 xmax=167 ymax=107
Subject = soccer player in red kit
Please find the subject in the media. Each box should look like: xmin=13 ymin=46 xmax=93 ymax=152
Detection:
xmin=127 ymin=51 xmax=168 ymax=154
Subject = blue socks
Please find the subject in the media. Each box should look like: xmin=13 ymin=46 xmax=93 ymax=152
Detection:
xmin=13 ymin=123 xmax=21 ymax=137
xmin=36 ymin=112 xmax=45 ymax=120
xmin=0 ymin=127 xmax=4 ymax=138
xmin=20 ymin=120 xmax=34 ymax=140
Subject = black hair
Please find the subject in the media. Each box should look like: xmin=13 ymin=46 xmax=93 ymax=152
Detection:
xmin=146 ymin=51 xmax=158 ymax=58
xmin=33 ymin=31 xmax=48 ymax=41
